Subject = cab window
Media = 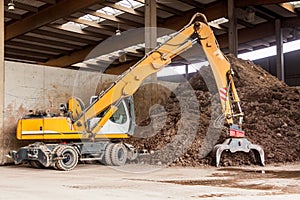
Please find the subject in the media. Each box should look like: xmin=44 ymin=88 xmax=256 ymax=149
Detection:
xmin=110 ymin=103 xmax=127 ymax=124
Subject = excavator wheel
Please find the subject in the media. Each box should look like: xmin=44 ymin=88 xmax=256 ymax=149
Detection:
xmin=111 ymin=143 xmax=128 ymax=166
xmin=52 ymin=145 xmax=62 ymax=169
xmin=102 ymin=143 xmax=114 ymax=166
xmin=54 ymin=145 xmax=78 ymax=171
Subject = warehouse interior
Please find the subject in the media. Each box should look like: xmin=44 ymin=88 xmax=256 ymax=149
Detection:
xmin=1 ymin=0 xmax=300 ymax=162
xmin=1 ymin=0 xmax=300 ymax=161
xmin=1 ymin=0 xmax=300 ymax=199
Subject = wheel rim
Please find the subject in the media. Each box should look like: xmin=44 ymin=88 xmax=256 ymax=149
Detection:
xmin=63 ymin=152 xmax=73 ymax=165
xmin=118 ymin=148 xmax=125 ymax=161
xmin=61 ymin=150 xmax=75 ymax=168
xmin=55 ymin=146 xmax=78 ymax=171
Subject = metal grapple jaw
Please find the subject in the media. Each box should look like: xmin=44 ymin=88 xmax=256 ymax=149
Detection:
xmin=213 ymin=126 xmax=265 ymax=167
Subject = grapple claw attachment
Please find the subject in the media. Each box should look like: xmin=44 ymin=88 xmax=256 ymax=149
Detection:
xmin=213 ymin=138 xmax=265 ymax=167
xmin=249 ymin=143 xmax=265 ymax=166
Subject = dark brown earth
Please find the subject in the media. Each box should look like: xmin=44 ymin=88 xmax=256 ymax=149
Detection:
xmin=128 ymin=55 xmax=300 ymax=167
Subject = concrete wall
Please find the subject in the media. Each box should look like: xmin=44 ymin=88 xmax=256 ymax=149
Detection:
xmin=1 ymin=61 xmax=116 ymax=164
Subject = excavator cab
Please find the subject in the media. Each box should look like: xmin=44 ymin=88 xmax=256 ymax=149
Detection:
xmin=89 ymin=96 xmax=135 ymax=136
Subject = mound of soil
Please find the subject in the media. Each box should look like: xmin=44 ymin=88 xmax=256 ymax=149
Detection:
xmin=128 ymin=55 xmax=300 ymax=167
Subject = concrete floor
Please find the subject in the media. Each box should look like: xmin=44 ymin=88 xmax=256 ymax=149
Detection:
xmin=0 ymin=163 xmax=299 ymax=200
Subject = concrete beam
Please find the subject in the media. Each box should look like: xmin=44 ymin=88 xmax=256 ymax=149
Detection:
xmin=182 ymin=0 xmax=205 ymax=9
xmin=136 ymin=0 xmax=182 ymax=16
xmin=162 ymin=1 xmax=227 ymax=31
xmin=6 ymin=40 xmax=67 ymax=54
xmin=32 ymin=29 xmax=94 ymax=44
xmin=5 ymin=53 xmax=46 ymax=62
xmin=48 ymin=24 xmax=107 ymax=39
xmin=282 ymin=17 xmax=300 ymax=28
xmin=40 ymin=46 xmax=94 ymax=67
xmin=218 ymin=21 xmax=275 ymax=49
xmin=41 ymin=1 xmax=227 ymax=68
xmin=4 ymin=12 xmax=22 ymax=20
xmin=38 ymin=0 xmax=56 ymax=4
xmin=236 ymin=0 xmax=291 ymax=7
xmin=5 ymin=0 xmax=105 ymax=40
xmin=104 ymin=61 xmax=137 ymax=75
xmin=18 ymin=35 xmax=82 ymax=50
xmin=5 ymin=46 xmax=56 ymax=58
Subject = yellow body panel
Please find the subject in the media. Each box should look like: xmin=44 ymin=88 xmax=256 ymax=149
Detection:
xmin=17 ymin=117 xmax=129 ymax=140
xmin=17 ymin=118 xmax=44 ymax=140
xmin=43 ymin=117 xmax=75 ymax=132
xmin=19 ymin=118 xmax=43 ymax=132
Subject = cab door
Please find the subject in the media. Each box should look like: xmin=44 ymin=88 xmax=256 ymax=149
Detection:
xmin=89 ymin=99 xmax=131 ymax=135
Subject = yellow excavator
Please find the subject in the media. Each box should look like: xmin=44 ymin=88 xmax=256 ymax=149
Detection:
xmin=8 ymin=13 xmax=264 ymax=170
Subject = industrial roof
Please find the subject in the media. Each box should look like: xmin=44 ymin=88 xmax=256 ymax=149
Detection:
xmin=3 ymin=0 xmax=300 ymax=73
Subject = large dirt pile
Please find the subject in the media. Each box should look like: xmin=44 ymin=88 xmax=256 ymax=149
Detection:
xmin=128 ymin=55 xmax=300 ymax=166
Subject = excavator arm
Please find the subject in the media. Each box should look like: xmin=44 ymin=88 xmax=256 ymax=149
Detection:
xmin=73 ymin=13 xmax=240 ymax=135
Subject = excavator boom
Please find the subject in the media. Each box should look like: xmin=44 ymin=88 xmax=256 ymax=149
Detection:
xmin=74 ymin=13 xmax=236 ymax=135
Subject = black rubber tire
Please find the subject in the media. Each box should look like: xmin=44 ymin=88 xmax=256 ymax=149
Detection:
xmin=55 ymin=146 xmax=78 ymax=171
xmin=102 ymin=143 xmax=114 ymax=166
xmin=52 ymin=145 xmax=62 ymax=170
xmin=29 ymin=161 xmax=44 ymax=169
xmin=111 ymin=143 xmax=128 ymax=166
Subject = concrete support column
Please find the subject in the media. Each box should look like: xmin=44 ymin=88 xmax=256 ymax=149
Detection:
xmin=228 ymin=0 xmax=238 ymax=56
xmin=144 ymin=0 xmax=157 ymax=115
xmin=275 ymin=19 xmax=285 ymax=81
xmin=185 ymin=64 xmax=188 ymax=79
xmin=145 ymin=0 xmax=157 ymax=54
xmin=0 ymin=2 xmax=5 ymax=164
xmin=145 ymin=0 xmax=157 ymax=82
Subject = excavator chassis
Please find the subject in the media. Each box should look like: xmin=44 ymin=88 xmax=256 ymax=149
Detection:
xmin=213 ymin=138 xmax=265 ymax=167
xmin=8 ymin=141 xmax=137 ymax=171
xmin=9 ymin=142 xmax=54 ymax=167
